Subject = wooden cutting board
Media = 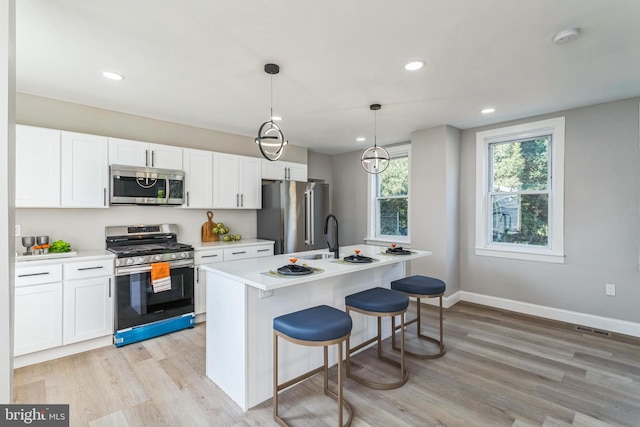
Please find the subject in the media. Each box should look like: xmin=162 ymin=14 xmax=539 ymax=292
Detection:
xmin=201 ymin=211 xmax=219 ymax=242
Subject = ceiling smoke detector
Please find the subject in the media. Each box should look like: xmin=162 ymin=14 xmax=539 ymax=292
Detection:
xmin=553 ymin=28 xmax=581 ymax=45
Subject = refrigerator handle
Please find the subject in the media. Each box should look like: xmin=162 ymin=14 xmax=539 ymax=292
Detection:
xmin=304 ymin=189 xmax=313 ymax=245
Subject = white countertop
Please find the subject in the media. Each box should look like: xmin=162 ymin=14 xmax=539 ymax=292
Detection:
xmin=201 ymin=244 xmax=431 ymax=291
xmin=15 ymin=249 xmax=114 ymax=266
xmin=189 ymin=238 xmax=274 ymax=251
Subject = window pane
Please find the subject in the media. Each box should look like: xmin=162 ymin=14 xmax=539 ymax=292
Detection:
xmin=378 ymin=198 xmax=408 ymax=236
xmin=378 ymin=157 xmax=408 ymax=197
xmin=491 ymin=137 xmax=549 ymax=192
xmin=491 ymin=194 xmax=548 ymax=246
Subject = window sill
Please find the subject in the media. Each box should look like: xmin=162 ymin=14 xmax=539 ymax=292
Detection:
xmin=475 ymin=247 xmax=564 ymax=264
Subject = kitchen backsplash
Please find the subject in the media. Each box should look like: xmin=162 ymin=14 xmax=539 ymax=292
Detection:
xmin=15 ymin=207 xmax=258 ymax=252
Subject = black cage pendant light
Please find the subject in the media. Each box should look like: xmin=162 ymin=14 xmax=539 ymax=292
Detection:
xmin=361 ymin=103 xmax=390 ymax=174
xmin=255 ymin=63 xmax=287 ymax=161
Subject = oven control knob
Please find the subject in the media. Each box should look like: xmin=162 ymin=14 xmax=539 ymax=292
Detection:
xmin=181 ymin=252 xmax=189 ymax=259
xmin=171 ymin=254 xmax=178 ymax=260
xmin=138 ymin=257 xmax=144 ymax=263
xmin=126 ymin=258 xmax=134 ymax=265
xmin=154 ymin=255 xmax=163 ymax=261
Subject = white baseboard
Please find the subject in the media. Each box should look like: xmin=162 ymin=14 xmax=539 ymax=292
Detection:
xmin=14 ymin=335 xmax=113 ymax=368
xmin=425 ymin=291 xmax=640 ymax=338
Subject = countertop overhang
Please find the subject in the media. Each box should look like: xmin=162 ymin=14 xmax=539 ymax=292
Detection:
xmin=201 ymin=244 xmax=431 ymax=291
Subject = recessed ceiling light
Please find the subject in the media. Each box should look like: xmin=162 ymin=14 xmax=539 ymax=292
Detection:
xmin=356 ymin=137 xmax=366 ymax=142
xmin=404 ymin=61 xmax=424 ymax=71
xmin=481 ymin=108 xmax=496 ymax=114
xmin=271 ymin=116 xmax=282 ymax=121
xmin=553 ymin=28 xmax=581 ymax=45
xmin=102 ymin=71 xmax=124 ymax=81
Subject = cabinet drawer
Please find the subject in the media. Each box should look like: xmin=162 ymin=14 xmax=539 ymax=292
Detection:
xmin=196 ymin=249 xmax=224 ymax=264
xmin=64 ymin=259 xmax=114 ymax=280
xmin=223 ymin=248 xmax=253 ymax=261
xmin=251 ymin=245 xmax=274 ymax=257
xmin=15 ymin=264 xmax=63 ymax=287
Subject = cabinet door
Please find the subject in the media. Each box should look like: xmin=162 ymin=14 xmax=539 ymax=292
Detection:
xmin=261 ymin=160 xmax=288 ymax=180
xmin=14 ymin=282 xmax=63 ymax=356
xmin=250 ymin=245 xmax=274 ymax=257
xmin=61 ymin=131 xmax=109 ymax=208
xmin=63 ymin=276 xmax=113 ymax=345
xmin=108 ymin=137 xmax=149 ymax=167
xmin=195 ymin=249 xmax=224 ymax=315
xmin=15 ymin=125 xmax=61 ymax=208
xmin=149 ymin=143 xmax=183 ymax=170
xmin=213 ymin=153 xmax=240 ymax=208
xmin=287 ymin=163 xmax=308 ymax=182
xmin=238 ymin=156 xmax=262 ymax=209
xmin=183 ymin=148 xmax=213 ymax=208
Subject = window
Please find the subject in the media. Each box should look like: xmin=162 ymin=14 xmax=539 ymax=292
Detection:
xmin=475 ymin=117 xmax=564 ymax=263
xmin=367 ymin=145 xmax=410 ymax=244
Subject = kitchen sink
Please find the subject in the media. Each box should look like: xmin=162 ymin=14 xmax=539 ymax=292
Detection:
xmin=296 ymin=253 xmax=338 ymax=260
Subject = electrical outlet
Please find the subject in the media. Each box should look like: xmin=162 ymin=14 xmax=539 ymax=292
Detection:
xmin=258 ymin=289 xmax=274 ymax=299
xmin=14 ymin=224 xmax=21 ymax=237
xmin=605 ymin=283 xmax=616 ymax=296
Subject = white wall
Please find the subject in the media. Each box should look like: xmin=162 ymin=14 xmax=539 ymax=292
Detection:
xmin=1 ymin=0 xmax=15 ymax=404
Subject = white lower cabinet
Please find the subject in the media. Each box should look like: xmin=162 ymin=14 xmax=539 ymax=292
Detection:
xmin=195 ymin=243 xmax=274 ymax=316
xmin=14 ymin=263 xmax=64 ymax=356
xmin=63 ymin=260 xmax=114 ymax=345
xmin=14 ymin=258 xmax=114 ymax=358
xmin=195 ymin=249 xmax=224 ymax=315
xmin=14 ymin=282 xmax=63 ymax=357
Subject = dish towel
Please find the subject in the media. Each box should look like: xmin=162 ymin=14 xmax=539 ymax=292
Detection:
xmin=151 ymin=262 xmax=172 ymax=293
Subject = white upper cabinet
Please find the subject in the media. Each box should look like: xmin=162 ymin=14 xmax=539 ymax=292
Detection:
xmin=213 ymin=153 xmax=261 ymax=209
xmin=15 ymin=125 xmax=61 ymax=208
xmin=183 ymin=148 xmax=213 ymax=208
xmin=108 ymin=137 xmax=183 ymax=170
xmin=61 ymin=131 xmax=109 ymax=208
xmin=262 ymin=160 xmax=308 ymax=182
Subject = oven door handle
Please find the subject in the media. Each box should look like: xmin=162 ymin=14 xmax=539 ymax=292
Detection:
xmin=115 ymin=259 xmax=194 ymax=276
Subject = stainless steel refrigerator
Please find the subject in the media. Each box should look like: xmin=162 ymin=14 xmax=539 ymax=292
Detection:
xmin=257 ymin=181 xmax=330 ymax=255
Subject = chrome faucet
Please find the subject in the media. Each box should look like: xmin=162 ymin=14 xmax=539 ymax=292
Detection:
xmin=324 ymin=214 xmax=339 ymax=259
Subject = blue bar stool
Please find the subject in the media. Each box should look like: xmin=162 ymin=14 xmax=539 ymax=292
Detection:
xmin=345 ymin=287 xmax=409 ymax=390
xmin=391 ymin=275 xmax=446 ymax=359
xmin=273 ymin=305 xmax=354 ymax=427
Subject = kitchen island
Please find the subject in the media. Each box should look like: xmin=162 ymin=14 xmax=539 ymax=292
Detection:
xmin=202 ymin=244 xmax=431 ymax=411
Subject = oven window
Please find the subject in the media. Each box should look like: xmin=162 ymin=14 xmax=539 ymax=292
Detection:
xmin=116 ymin=265 xmax=194 ymax=330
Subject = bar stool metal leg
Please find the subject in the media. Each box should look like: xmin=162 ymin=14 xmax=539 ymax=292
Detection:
xmin=345 ymin=305 xmax=409 ymax=390
xmin=391 ymin=292 xmax=446 ymax=359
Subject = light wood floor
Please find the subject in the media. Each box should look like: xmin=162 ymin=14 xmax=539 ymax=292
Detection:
xmin=13 ymin=302 xmax=640 ymax=427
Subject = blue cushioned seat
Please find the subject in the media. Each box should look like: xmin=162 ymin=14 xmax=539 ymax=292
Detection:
xmin=345 ymin=287 xmax=409 ymax=313
xmin=273 ymin=304 xmax=352 ymax=342
xmin=391 ymin=275 xmax=445 ymax=296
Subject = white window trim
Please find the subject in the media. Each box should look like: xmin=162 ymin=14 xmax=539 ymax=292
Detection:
xmin=475 ymin=117 xmax=565 ymax=263
xmin=365 ymin=144 xmax=411 ymax=246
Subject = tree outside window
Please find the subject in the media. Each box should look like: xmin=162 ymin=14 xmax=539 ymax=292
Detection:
xmin=376 ymin=155 xmax=408 ymax=237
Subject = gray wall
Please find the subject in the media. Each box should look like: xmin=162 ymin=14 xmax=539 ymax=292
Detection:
xmin=460 ymin=97 xmax=640 ymax=323
xmin=14 ymin=93 xmax=310 ymax=250
xmin=332 ymin=97 xmax=640 ymax=324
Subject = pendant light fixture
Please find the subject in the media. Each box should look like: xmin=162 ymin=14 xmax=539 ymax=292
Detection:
xmin=255 ymin=63 xmax=287 ymax=161
xmin=360 ymin=103 xmax=390 ymax=174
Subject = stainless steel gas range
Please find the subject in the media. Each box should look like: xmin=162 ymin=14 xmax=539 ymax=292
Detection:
xmin=106 ymin=224 xmax=195 ymax=347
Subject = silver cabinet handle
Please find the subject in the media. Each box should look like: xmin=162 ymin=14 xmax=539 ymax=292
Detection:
xmin=104 ymin=188 xmax=107 ymax=206
xmin=196 ymin=266 xmax=200 ymax=284
xmin=231 ymin=251 xmax=247 ymax=255
xmin=187 ymin=192 xmax=190 ymax=207
xmin=151 ymin=150 xmax=155 ymax=167
xmin=145 ymin=149 xmax=149 ymax=167
xmin=17 ymin=272 xmax=49 ymax=278
xmin=108 ymin=277 xmax=111 ymax=298
xmin=241 ymin=193 xmax=244 ymax=207
xmin=236 ymin=193 xmax=239 ymax=207
xmin=257 ymin=249 xmax=270 ymax=252
xmin=201 ymin=254 xmax=219 ymax=258
xmin=77 ymin=266 xmax=104 ymax=271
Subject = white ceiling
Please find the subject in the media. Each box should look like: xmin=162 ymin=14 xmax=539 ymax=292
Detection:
xmin=15 ymin=0 xmax=640 ymax=155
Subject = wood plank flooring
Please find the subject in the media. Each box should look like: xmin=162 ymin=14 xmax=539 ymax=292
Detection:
xmin=13 ymin=302 xmax=640 ymax=426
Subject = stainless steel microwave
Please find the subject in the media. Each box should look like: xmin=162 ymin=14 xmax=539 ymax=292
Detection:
xmin=110 ymin=165 xmax=185 ymax=205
